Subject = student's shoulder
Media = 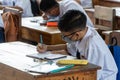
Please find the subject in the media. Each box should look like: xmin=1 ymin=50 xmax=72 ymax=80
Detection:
xmin=60 ymin=0 xmax=77 ymax=5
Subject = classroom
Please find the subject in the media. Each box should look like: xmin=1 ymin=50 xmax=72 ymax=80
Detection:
xmin=0 ymin=0 xmax=120 ymax=80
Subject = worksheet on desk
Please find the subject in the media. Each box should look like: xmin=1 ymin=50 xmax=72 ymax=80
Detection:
xmin=26 ymin=52 xmax=67 ymax=60
xmin=27 ymin=62 xmax=65 ymax=74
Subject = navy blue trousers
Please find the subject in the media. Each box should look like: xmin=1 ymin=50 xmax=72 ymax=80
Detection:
xmin=0 ymin=27 xmax=5 ymax=43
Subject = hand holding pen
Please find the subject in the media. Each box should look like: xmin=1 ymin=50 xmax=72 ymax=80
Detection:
xmin=37 ymin=35 xmax=47 ymax=53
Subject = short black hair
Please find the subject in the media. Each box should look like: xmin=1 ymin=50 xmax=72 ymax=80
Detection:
xmin=39 ymin=0 xmax=58 ymax=12
xmin=58 ymin=10 xmax=87 ymax=32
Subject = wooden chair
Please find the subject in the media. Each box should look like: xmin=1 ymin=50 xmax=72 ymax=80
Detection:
xmin=94 ymin=5 xmax=116 ymax=38
xmin=2 ymin=7 xmax=22 ymax=42
xmin=109 ymin=31 xmax=120 ymax=46
xmin=94 ymin=5 xmax=116 ymax=31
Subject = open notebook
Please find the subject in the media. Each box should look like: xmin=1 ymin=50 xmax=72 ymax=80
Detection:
xmin=26 ymin=52 xmax=67 ymax=60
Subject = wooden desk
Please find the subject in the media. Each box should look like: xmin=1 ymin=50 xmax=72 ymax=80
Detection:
xmin=100 ymin=0 xmax=120 ymax=7
xmin=0 ymin=42 xmax=101 ymax=80
xmin=21 ymin=17 xmax=65 ymax=45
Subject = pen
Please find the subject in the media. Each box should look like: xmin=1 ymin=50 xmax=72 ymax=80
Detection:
xmin=40 ymin=35 xmax=43 ymax=44
xmin=26 ymin=69 xmax=47 ymax=74
xmin=49 ymin=64 xmax=74 ymax=73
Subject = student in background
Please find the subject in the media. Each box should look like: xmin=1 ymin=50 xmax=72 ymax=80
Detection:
xmin=0 ymin=14 xmax=5 ymax=43
xmin=75 ymin=0 xmax=93 ymax=8
xmin=30 ymin=0 xmax=42 ymax=16
xmin=0 ymin=0 xmax=33 ymax=17
xmin=39 ymin=0 xmax=93 ymax=28
xmin=37 ymin=10 xmax=118 ymax=80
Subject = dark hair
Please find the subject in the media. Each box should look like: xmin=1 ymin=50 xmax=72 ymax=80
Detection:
xmin=58 ymin=10 xmax=87 ymax=32
xmin=39 ymin=0 xmax=58 ymax=12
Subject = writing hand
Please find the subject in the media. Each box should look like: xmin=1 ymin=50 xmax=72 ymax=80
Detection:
xmin=42 ymin=13 xmax=49 ymax=20
xmin=36 ymin=43 xmax=47 ymax=53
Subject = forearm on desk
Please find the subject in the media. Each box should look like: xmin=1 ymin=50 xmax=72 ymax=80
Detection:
xmin=51 ymin=50 xmax=69 ymax=55
xmin=47 ymin=44 xmax=67 ymax=51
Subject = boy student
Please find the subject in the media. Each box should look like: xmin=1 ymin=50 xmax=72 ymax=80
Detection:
xmin=37 ymin=10 xmax=118 ymax=80
xmin=39 ymin=0 xmax=94 ymax=28
xmin=75 ymin=0 xmax=93 ymax=8
xmin=0 ymin=0 xmax=33 ymax=17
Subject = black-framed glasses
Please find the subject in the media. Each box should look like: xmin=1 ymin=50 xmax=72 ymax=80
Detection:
xmin=61 ymin=29 xmax=82 ymax=39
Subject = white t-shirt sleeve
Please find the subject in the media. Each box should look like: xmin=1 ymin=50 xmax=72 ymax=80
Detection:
xmin=0 ymin=14 xmax=4 ymax=28
xmin=14 ymin=0 xmax=33 ymax=17
xmin=60 ymin=0 xmax=94 ymax=28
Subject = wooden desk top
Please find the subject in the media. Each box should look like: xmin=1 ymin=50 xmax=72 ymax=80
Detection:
xmin=104 ymin=0 xmax=120 ymax=3
xmin=100 ymin=0 xmax=120 ymax=7
xmin=22 ymin=17 xmax=60 ymax=34
xmin=0 ymin=42 xmax=101 ymax=78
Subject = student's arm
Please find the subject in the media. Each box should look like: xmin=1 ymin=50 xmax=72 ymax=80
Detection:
xmin=75 ymin=0 xmax=81 ymax=4
xmin=42 ymin=13 xmax=49 ymax=20
xmin=37 ymin=43 xmax=68 ymax=54
xmin=51 ymin=49 xmax=69 ymax=55
xmin=47 ymin=44 xmax=67 ymax=51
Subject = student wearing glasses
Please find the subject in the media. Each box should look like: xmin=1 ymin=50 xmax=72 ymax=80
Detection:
xmin=39 ymin=0 xmax=93 ymax=28
xmin=37 ymin=10 xmax=118 ymax=80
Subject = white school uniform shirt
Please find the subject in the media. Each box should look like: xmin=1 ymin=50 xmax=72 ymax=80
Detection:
xmin=0 ymin=0 xmax=33 ymax=17
xmin=0 ymin=14 xmax=4 ymax=28
xmin=80 ymin=0 xmax=93 ymax=8
xmin=67 ymin=27 xmax=118 ymax=80
xmin=59 ymin=0 xmax=94 ymax=28
xmin=48 ymin=0 xmax=93 ymax=28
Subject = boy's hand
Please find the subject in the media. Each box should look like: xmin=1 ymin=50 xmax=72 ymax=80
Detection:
xmin=42 ymin=13 xmax=48 ymax=20
xmin=36 ymin=43 xmax=47 ymax=53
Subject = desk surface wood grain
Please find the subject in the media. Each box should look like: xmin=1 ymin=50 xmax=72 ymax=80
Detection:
xmin=22 ymin=17 xmax=60 ymax=34
xmin=100 ymin=0 xmax=120 ymax=7
xmin=0 ymin=42 xmax=101 ymax=80
xmin=21 ymin=17 xmax=65 ymax=45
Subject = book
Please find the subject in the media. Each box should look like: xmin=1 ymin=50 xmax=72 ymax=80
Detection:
xmin=26 ymin=52 xmax=67 ymax=60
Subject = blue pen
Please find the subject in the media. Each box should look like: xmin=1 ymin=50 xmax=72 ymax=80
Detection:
xmin=49 ymin=64 xmax=74 ymax=73
xmin=40 ymin=35 xmax=43 ymax=44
